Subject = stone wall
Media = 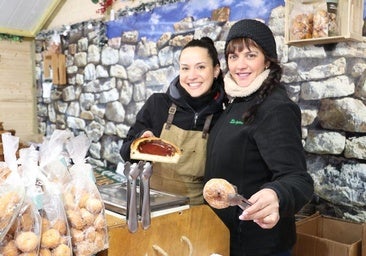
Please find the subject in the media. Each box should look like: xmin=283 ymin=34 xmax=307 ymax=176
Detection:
xmin=35 ymin=5 xmax=366 ymax=222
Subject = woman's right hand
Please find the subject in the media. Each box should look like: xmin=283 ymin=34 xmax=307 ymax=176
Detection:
xmin=141 ymin=130 xmax=154 ymax=138
xmin=238 ymin=188 xmax=280 ymax=229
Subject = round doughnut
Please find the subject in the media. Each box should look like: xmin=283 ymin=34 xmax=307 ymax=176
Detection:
xmin=15 ymin=231 xmax=39 ymax=252
xmin=53 ymin=244 xmax=71 ymax=256
xmin=66 ymin=210 xmax=85 ymax=229
xmin=52 ymin=219 xmax=67 ymax=236
xmin=39 ymin=248 xmax=52 ymax=256
xmin=1 ymin=240 xmax=19 ymax=256
xmin=70 ymin=228 xmax=84 ymax=243
xmin=41 ymin=228 xmax=61 ymax=249
xmin=80 ymin=208 xmax=95 ymax=226
xmin=85 ymin=198 xmax=103 ymax=214
xmin=203 ymin=178 xmax=236 ymax=209
xmin=93 ymin=213 xmax=106 ymax=230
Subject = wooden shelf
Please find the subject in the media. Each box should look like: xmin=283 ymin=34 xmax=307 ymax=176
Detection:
xmin=286 ymin=35 xmax=364 ymax=46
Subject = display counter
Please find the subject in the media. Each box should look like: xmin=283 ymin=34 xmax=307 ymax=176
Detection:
xmin=97 ymin=205 xmax=229 ymax=256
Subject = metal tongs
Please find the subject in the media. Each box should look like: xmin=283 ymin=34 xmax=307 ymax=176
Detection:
xmin=124 ymin=161 xmax=143 ymax=233
xmin=226 ymin=183 xmax=252 ymax=210
xmin=124 ymin=161 xmax=153 ymax=233
xmin=227 ymin=193 xmax=252 ymax=211
xmin=140 ymin=161 xmax=153 ymax=229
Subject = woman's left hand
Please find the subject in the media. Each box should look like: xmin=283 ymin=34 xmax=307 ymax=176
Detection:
xmin=238 ymin=188 xmax=280 ymax=229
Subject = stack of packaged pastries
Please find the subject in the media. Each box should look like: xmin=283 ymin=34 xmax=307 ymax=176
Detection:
xmin=289 ymin=1 xmax=331 ymax=40
xmin=0 ymin=130 xmax=109 ymax=256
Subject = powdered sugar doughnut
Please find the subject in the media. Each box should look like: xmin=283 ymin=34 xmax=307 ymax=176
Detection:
xmin=15 ymin=231 xmax=39 ymax=252
xmin=203 ymin=178 xmax=236 ymax=209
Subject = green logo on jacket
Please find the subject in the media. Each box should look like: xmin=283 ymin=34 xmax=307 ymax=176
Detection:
xmin=229 ymin=119 xmax=244 ymax=125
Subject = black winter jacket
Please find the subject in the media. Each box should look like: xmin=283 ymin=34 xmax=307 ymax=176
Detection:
xmin=120 ymin=76 xmax=225 ymax=161
xmin=204 ymin=85 xmax=314 ymax=256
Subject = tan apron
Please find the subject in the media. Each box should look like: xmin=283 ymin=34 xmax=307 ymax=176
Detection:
xmin=150 ymin=104 xmax=213 ymax=205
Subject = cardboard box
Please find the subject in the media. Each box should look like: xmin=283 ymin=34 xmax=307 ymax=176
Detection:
xmin=293 ymin=213 xmax=365 ymax=256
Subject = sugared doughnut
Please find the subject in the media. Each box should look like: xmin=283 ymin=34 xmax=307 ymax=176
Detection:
xmin=52 ymin=219 xmax=67 ymax=236
xmin=53 ymin=244 xmax=71 ymax=256
xmin=93 ymin=213 xmax=106 ymax=230
xmin=203 ymin=178 xmax=236 ymax=209
xmin=15 ymin=231 xmax=39 ymax=252
xmin=80 ymin=208 xmax=95 ymax=226
xmin=41 ymin=228 xmax=61 ymax=249
xmin=39 ymin=248 xmax=52 ymax=256
xmin=1 ymin=240 xmax=19 ymax=256
xmin=85 ymin=198 xmax=103 ymax=214
xmin=66 ymin=210 xmax=85 ymax=229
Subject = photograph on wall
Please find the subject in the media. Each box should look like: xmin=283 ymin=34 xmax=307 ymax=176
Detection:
xmin=107 ymin=0 xmax=283 ymax=40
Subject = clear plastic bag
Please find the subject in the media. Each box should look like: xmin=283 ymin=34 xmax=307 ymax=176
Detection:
xmin=0 ymin=133 xmax=25 ymax=242
xmin=63 ymin=134 xmax=109 ymax=256
xmin=0 ymin=198 xmax=41 ymax=255
xmin=40 ymin=185 xmax=73 ymax=255
xmin=313 ymin=1 xmax=329 ymax=38
xmin=290 ymin=2 xmax=314 ymax=40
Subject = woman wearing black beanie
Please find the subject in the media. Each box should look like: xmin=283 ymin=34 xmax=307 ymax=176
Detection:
xmin=204 ymin=19 xmax=314 ymax=256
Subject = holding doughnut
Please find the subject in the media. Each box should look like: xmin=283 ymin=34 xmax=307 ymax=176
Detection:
xmin=203 ymin=178 xmax=236 ymax=209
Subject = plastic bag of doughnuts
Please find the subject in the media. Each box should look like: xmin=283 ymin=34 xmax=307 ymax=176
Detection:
xmin=63 ymin=134 xmax=108 ymax=256
xmin=313 ymin=1 xmax=329 ymax=38
xmin=0 ymin=180 xmax=25 ymax=242
xmin=17 ymin=144 xmax=74 ymax=256
xmin=0 ymin=198 xmax=42 ymax=255
xmin=38 ymin=174 xmax=73 ymax=256
xmin=289 ymin=2 xmax=314 ymax=40
xmin=0 ymin=133 xmax=26 ymax=242
xmin=63 ymin=171 xmax=109 ymax=256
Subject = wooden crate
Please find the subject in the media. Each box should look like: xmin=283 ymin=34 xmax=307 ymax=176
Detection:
xmin=285 ymin=0 xmax=364 ymax=46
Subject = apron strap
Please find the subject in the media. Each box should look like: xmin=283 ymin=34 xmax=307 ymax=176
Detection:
xmin=202 ymin=114 xmax=213 ymax=139
xmin=165 ymin=103 xmax=213 ymax=138
xmin=165 ymin=103 xmax=177 ymax=130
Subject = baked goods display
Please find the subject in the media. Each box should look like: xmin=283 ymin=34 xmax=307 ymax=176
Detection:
xmin=130 ymin=137 xmax=182 ymax=163
xmin=203 ymin=178 xmax=236 ymax=209
xmin=0 ymin=131 xmax=109 ymax=256
xmin=289 ymin=1 xmax=337 ymax=40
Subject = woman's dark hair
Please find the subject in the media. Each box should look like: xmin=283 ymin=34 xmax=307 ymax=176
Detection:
xmin=181 ymin=37 xmax=223 ymax=80
xmin=225 ymin=38 xmax=282 ymax=124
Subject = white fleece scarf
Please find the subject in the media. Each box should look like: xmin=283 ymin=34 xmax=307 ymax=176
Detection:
xmin=224 ymin=69 xmax=270 ymax=98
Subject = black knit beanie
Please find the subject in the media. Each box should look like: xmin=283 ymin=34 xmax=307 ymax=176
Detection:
xmin=225 ymin=19 xmax=277 ymax=60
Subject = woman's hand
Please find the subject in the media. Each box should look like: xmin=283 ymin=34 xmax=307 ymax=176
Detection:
xmin=141 ymin=130 xmax=154 ymax=138
xmin=238 ymin=188 xmax=280 ymax=229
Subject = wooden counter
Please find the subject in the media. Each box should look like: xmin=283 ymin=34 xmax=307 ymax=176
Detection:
xmin=97 ymin=205 xmax=229 ymax=256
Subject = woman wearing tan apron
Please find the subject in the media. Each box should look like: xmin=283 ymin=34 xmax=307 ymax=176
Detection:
xmin=151 ymin=104 xmax=212 ymax=204
xmin=120 ymin=37 xmax=226 ymax=205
